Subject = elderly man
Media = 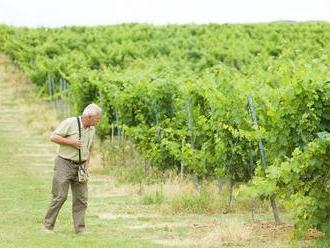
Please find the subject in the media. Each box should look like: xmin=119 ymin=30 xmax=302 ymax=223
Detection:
xmin=43 ymin=103 xmax=101 ymax=234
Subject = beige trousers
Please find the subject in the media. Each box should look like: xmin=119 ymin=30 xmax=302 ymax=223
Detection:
xmin=44 ymin=156 xmax=88 ymax=233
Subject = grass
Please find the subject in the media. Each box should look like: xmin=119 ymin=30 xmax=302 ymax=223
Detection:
xmin=0 ymin=53 xmax=326 ymax=247
xmin=141 ymin=190 xmax=165 ymax=205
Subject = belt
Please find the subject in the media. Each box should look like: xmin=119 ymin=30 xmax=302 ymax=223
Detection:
xmin=58 ymin=156 xmax=86 ymax=165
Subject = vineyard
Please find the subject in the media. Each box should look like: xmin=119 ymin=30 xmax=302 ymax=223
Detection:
xmin=0 ymin=23 xmax=329 ymax=236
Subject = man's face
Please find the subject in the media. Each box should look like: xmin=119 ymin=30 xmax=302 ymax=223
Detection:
xmin=88 ymin=114 xmax=101 ymax=126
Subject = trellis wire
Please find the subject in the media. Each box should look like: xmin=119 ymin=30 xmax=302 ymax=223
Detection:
xmin=46 ymin=74 xmax=71 ymax=118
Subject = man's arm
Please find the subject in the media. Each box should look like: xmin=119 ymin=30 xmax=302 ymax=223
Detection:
xmin=50 ymin=134 xmax=81 ymax=150
xmin=84 ymin=147 xmax=93 ymax=170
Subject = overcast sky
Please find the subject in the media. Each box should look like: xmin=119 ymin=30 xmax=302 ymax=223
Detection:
xmin=0 ymin=0 xmax=329 ymax=27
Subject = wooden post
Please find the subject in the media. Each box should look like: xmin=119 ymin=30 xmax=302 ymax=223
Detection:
xmin=115 ymin=109 xmax=121 ymax=146
xmin=180 ymin=138 xmax=185 ymax=177
xmin=144 ymin=159 xmax=148 ymax=176
xmin=217 ymin=178 xmax=223 ymax=193
xmin=111 ymin=123 xmax=114 ymax=144
xmin=228 ymin=179 xmax=234 ymax=210
xmin=193 ymin=174 xmax=199 ymax=192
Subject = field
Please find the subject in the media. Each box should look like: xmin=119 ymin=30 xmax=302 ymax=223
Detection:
xmin=0 ymin=22 xmax=329 ymax=247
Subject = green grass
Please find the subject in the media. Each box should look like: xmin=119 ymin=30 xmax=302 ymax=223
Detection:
xmin=0 ymin=128 xmax=164 ymax=248
xmin=141 ymin=190 xmax=165 ymax=205
xmin=168 ymin=190 xmax=216 ymax=214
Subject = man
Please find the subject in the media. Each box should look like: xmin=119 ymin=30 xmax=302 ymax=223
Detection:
xmin=43 ymin=103 xmax=102 ymax=234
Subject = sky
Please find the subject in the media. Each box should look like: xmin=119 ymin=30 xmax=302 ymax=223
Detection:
xmin=0 ymin=0 xmax=329 ymax=27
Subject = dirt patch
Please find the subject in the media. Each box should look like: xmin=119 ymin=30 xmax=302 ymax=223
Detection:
xmin=245 ymin=221 xmax=324 ymax=241
xmin=304 ymin=228 xmax=325 ymax=240
xmin=244 ymin=221 xmax=294 ymax=241
xmin=154 ymin=220 xmax=325 ymax=247
xmin=154 ymin=219 xmax=253 ymax=247
xmin=198 ymin=222 xmax=252 ymax=246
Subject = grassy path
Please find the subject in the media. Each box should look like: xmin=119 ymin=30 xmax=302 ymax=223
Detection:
xmin=0 ymin=59 xmax=165 ymax=248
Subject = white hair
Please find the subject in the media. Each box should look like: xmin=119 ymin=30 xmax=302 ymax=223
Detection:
xmin=82 ymin=103 xmax=102 ymax=116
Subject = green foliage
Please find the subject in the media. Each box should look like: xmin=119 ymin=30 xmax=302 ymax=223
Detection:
xmin=243 ymin=133 xmax=330 ymax=235
xmin=272 ymin=133 xmax=330 ymax=235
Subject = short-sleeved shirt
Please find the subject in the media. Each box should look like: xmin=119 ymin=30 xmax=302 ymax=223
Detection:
xmin=52 ymin=116 xmax=95 ymax=161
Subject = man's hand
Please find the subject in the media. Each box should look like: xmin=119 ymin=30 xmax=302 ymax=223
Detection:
xmin=70 ymin=139 xmax=82 ymax=150
xmin=84 ymin=160 xmax=89 ymax=171
xmin=84 ymin=147 xmax=92 ymax=171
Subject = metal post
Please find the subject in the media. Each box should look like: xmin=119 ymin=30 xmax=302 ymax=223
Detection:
xmin=247 ymin=95 xmax=280 ymax=223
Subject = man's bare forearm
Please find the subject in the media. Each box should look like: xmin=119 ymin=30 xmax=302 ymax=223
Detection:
xmin=84 ymin=148 xmax=92 ymax=169
xmin=50 ymin=134 xmax=81 ymax=149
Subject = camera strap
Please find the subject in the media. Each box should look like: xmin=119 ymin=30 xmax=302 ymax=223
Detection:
xmin=76 ymin=117 xmax=85 ymax=173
